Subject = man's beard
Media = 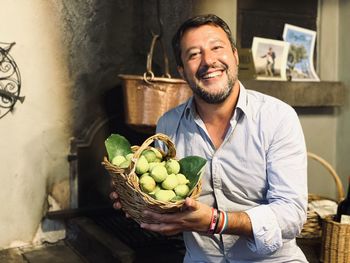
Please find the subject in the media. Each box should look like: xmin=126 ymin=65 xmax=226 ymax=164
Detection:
xmin=185 ymin=67 xmax=238 ymax=104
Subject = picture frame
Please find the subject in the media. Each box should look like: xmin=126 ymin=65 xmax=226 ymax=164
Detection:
xmin=238 ymin=48 xmax=256 ymax=80
xmin=251 ymin=37 xmax=290 ymax=81
xmin=283 ymin=24 xmax=320 ymax=82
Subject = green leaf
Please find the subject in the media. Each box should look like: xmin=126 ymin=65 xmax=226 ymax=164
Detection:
xmin=105 ymin=134 xmax=132 ymax=161
xmin=171 ymin=195 xmax=184 ymax=202
xmin=179 ymin=156 xmax=207 ymax=193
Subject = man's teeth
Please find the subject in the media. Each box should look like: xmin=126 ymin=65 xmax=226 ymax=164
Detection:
xmin=202 ymin=71 xmax=221 ymax=79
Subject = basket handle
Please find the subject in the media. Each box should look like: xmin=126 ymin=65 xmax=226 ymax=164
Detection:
xmin=307 ymin=151 xmax=345 ymax=201
xmin=143 ymin=34 xmax=171 ymax=83
xmin=130 ymin=133 xmax=176 ymax=172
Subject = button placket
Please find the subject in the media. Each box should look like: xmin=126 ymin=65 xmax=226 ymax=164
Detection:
xmin=211 ymin=156 xmax=222 ymax=189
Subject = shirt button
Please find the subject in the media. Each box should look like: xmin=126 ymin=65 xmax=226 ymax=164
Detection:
xmin=227 ymin=252 xmax=232 ymax=258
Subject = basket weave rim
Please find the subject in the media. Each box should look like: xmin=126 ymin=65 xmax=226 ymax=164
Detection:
xmin=299 ymin=152 xmax=345 ymax=239
xmin=118 ymin=74 xmax=187 ymax=84
xmin=307 ymin=152 xmax=344 ymax=202
xmin=129 ymin=133 xmax=177 ymax=174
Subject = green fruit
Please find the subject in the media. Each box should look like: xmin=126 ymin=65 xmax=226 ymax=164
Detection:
xmin=148 ymin=162 xmax=159 ymax=171
xmin=119 ymin=159 xmax=131 ymax=168
xmin=161 ymin=173 xmax=178 ymax=190
xmin=139 ymin=172 xmax=150 ymax=179
xmin=165 ymin=159 xmax=180 ymax=174
xmin=150 ymin=164 xmax=168 ymax=183
xmin=126 ymin=153 xmax=134 ymax=161
xmin=155 ymin=189 xmax=176 ymax=202
xmin=139 ymin=175 xmax=156 ymax=193
xmin=151 ymin=148 xmax=163 ymax=159
xmin=142 ymin=149 xmax=157 ymax=163
xmin=171 ymin=195 xmax=185 ymax=201
xmin=148 ymin=185 xmax=161 ymax=197
xmin=135 ymin=155 xmax=149 ymax=175
xmin=176 ymin=173 xmax=189 ymax=185
xmin=174 ymin=184 xmax=190 ymax=197
xmin=111 ymin=155 xmax=126 ymax=166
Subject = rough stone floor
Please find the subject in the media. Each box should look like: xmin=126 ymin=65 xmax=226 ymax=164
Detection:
xmin=0 ymin=215 xmax=186 ymax=263
xmin=0 ymin=240 xmax=86 ymax=263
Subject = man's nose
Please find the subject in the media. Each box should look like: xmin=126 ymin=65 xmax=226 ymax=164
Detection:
xmin=201 ymin=51 xmax=216 ymax=67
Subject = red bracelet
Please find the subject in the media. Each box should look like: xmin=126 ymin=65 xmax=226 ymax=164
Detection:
xmin=207 ymin=208 xmax=218 ymax=235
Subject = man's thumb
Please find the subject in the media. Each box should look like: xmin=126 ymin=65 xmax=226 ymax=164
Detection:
xmin=184 ymin=197 xmax=200 ymax=211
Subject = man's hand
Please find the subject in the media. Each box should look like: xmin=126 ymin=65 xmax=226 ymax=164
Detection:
xmin=139 ymin=197 xmax=212 ymax=236
xmin=109 ymin=191 xmax=122 ymax=210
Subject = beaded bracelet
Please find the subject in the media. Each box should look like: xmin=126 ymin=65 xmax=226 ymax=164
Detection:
xmin=207 ymin=208 xmax=218 ymax=235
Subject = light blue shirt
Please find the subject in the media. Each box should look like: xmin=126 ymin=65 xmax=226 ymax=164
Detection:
xmin=156 ymin=82 xmax=308 ymax=262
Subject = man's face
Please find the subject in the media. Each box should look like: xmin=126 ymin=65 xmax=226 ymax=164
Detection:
xmin=178 ymin=24 xmax=239 ymax=104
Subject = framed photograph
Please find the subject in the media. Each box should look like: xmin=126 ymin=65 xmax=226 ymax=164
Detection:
xmin=283 ymin=24 xmax=320 ymax=81
xmin=251 ymin=37 xmax=290 ymax=81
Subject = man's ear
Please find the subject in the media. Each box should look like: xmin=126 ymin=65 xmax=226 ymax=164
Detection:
xmin=177 ymin=66 xmax=185 ymax=79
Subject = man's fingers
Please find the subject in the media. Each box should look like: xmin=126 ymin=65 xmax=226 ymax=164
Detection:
xmin=140 ymin=222 xmax=181 ymax=236
xmin=109 ymin=192 xmax=119 ymax=200
xmin=113 ymin=201 xmax=122 ymax=209
xmin=142 ymin=210 xmax=178 ymax=224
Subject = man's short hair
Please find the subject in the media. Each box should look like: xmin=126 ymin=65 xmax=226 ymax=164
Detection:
xmin=172 ymin=14 xmax=236 ymax=67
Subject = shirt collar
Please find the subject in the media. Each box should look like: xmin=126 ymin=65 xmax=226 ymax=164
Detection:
xmin=184 ymin=96 xmax=196 ymax=120
xmin=236 ymin=81 xmax=251 ymax=120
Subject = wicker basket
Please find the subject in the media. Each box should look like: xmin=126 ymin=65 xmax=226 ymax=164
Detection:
xmin=320 ymin=215 xmax=350 ymax=262
xmin=119 ymin=34 xmax=192 ymax=133
xmin=298 ymin=152 xmax=345 ymax=239
xmin=102 ymin=133 xmax=202 ymax=224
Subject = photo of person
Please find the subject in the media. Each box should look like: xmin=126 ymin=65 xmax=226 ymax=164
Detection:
xmin=261 ymin=47 xmax=276 ymax=77
xmin=283 ymin=24 xmax=320 ymax=81
xmin=251 ymin=37 xmax=290 ymax=81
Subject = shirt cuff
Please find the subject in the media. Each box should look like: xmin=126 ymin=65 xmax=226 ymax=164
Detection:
xmin=245 ymin=205 xmax=283 ymax=254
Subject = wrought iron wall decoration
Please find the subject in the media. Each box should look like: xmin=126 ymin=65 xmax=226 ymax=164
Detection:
xmin=0 ymin=42 xmax=24 ymax=119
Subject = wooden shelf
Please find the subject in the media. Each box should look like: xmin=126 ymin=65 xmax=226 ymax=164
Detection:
xmin=240 ymin=80 xmax=346 ymax=107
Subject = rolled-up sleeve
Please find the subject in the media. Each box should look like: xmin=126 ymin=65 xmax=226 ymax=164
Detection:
xmin=245 ymin=205 xmax=282 ymax=254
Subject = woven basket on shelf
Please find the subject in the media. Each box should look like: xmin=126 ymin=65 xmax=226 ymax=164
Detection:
xmin=119 ymin=34 xmax=192 ymax=134
xmin=102 ymin=133 xmax=202 ymax=224
xmin=320 ymin=215 xmax=350 ymax=263
xmin=298 ymin=152 xmax=345 ymax=239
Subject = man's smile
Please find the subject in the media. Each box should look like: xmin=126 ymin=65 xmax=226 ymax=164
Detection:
xmin=201 ymin=70 xmax=223 ymax=79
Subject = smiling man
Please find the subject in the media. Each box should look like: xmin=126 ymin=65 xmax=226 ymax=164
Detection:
xmin=111 ymin=14 xmax=308 ymax=262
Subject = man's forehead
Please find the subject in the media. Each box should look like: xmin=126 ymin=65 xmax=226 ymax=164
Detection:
xmin=180 ymin=24 xmax=228 ymax=45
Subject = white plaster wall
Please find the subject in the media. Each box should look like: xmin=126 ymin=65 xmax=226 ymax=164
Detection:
xmin=0 ymin=1 xmax=71 ymax=248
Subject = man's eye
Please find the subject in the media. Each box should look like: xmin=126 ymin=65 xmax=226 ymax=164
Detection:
xmin=213 ymin=46 xmax=223 ymax=51
xmin=189 ymin=52 xmax=200 ymax=59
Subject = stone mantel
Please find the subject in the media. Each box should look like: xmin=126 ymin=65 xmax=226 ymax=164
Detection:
xmin=241 ymin=80 xmax=346 ymax=107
